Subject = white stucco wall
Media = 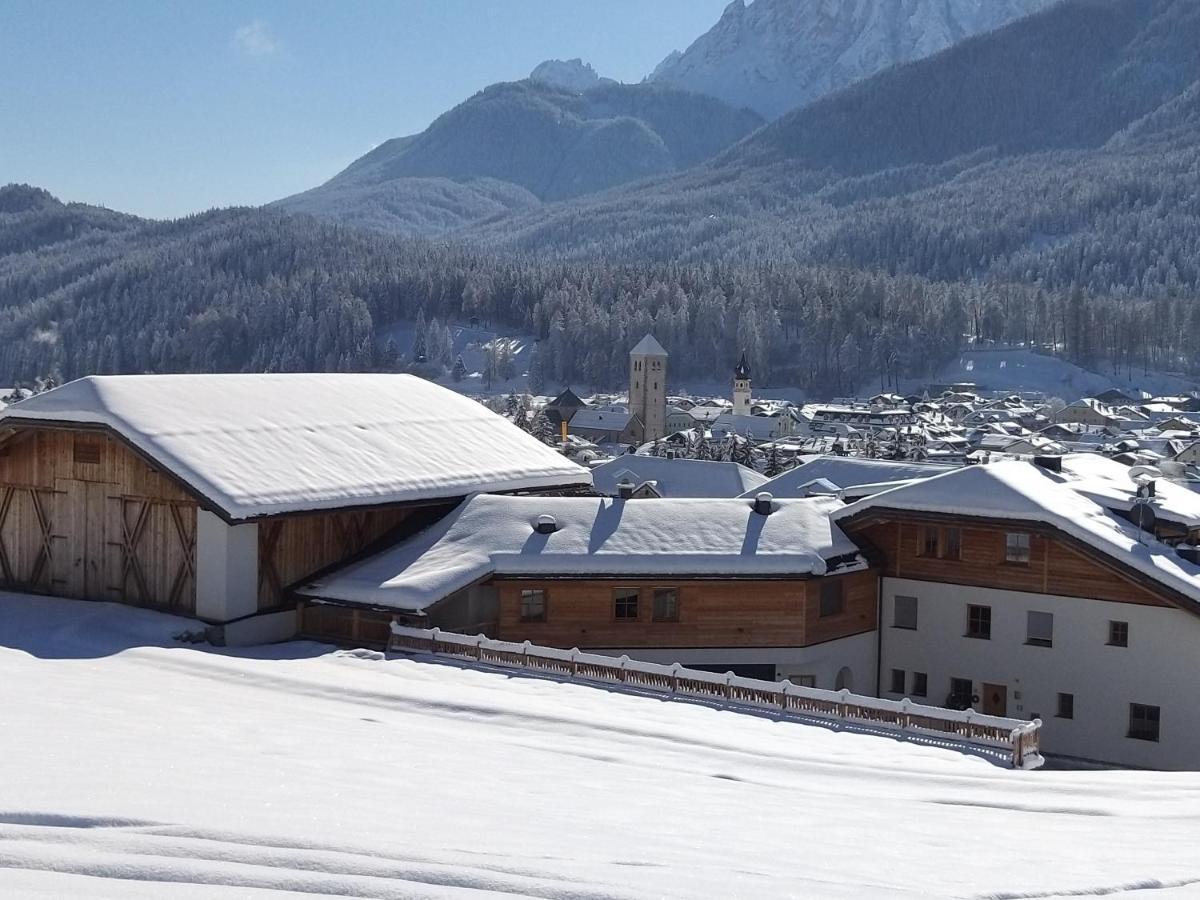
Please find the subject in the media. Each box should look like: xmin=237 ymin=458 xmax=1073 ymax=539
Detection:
xmin=588 ymin=631 xmax=878 ymax=692
xmin=879 ymin=576 xmax=1200 ymax=769
xmin=194 ymin=510 xmax=259 ymax=623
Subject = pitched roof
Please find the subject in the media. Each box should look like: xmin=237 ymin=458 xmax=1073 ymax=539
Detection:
xmin=569 ymin=409 xmax=634 ymax=432
xmin=630 ymin=334 xmax=667 ymax=357
xmin=833 ymin=459 xmax=1200 ymax=610
xmin=591 ymin=455 xmax=767 ymax=499
xmin=750 ymin=455 xmax=958 ymax=498
xmin=300 ymin=494 xmax=866 ymax=611
xmin=0 ymin=375 xmax=590 ymax=520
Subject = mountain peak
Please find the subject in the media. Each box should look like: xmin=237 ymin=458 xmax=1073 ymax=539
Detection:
xmin=648 ymin=0 xmax=1058 ymax=119
xmin=529 ymin=58 xmax=612 ymax=93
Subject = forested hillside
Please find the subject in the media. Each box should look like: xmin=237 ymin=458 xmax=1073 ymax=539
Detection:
xmin=6 ymin=0 xmax=1200 ymax=395
xmin=275 ymin=79 xmax=763 ymax=236
xmin=0 ymin=185 xmax=1014 ymax=394
xmin=461 ymin=0 xmax=1200 ymax=379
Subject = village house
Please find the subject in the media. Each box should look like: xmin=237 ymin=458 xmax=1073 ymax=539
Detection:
xmin=832 ymin=455 xmax=1200 ymax=769
xmin=567 ymin=409 xmax=643 ymax=446
xmin=300 ymin=493 xmax=879 ymax=687
xmin=0 ymin=374 xmax=590 ymax=643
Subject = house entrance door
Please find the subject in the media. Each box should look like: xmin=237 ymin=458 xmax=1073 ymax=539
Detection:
xmin=982 ymin=683 xmax=1008 ymax=717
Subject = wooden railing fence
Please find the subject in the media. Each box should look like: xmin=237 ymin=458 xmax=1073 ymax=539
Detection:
xmin=388 ymin=623 xmax=1043 ymax=769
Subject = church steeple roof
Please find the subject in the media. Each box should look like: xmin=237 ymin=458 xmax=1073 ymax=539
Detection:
xmin=630 ymin=334 xmax=668 ymax=357
xmin=734 ymin=351 xmax=751 ymax=380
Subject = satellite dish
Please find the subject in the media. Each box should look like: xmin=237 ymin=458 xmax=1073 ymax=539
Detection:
xmin=1129 ymin=465 xmax=1163 ymax=485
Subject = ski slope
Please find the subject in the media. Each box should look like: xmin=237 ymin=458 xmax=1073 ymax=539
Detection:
xmin=2 ymin=595 xmax=1199 ymax=899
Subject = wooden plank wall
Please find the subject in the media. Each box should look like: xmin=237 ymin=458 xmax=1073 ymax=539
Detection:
xmin=495 ymin=569 xmax=877 ymax=649
xmin=854 ymin=519 xmax=1169 ymax=607
xmin=0 ymin=427 xmax=198 ymax=611
xmin=257 ymin=507 xmax=418 ymax=610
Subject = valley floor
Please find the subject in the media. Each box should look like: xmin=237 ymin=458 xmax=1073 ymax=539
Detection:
xmin=1 ymin=595 xmax=1199 ymax=898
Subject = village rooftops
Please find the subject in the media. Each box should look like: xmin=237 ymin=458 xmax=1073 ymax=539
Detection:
xmin=832 ymin=458 xmax=1200 ymax=611
xmin=300 ymin=494 xmax=867 ymax=612
xmin=0 ymin=374 xmax=590 ymax=520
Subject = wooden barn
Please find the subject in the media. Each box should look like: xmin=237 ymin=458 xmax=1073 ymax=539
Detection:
xmin=0 ymin=374 xmax=589 ymax=642
xmin=300 ymin=493 xmax=880 ymax=686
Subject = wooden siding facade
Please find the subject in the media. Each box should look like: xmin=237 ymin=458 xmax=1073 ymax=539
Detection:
xmin=847 ymin=516 xmax=1172 ymax=608
xmin=0 ymin=424 xmax=459 ymax=621
xmin=493 ymin=569 xmax=877 ymax=650
xmin=0 ymin=426 xmax=198 ymax=611
xmin=256 ymin=506 xmax=424 ymax=611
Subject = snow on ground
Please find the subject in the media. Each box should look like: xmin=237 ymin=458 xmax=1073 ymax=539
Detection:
xmin=881 ymin=347 xmax=1200 ymax=400
xmin=2 ymin=594 xmax=1200 ymax=899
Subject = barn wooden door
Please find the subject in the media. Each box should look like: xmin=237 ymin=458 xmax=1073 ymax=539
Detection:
xmin=53 ymin=479 xmax=111 ymax=601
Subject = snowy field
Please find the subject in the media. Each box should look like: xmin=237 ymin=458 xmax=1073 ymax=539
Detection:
xmin=882 ymin=348 xmax=1200 ymax=400
xmin=2 ymin=595 xmax=1200 ymax=899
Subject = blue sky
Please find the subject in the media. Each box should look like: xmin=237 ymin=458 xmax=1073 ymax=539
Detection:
xmin=0 ymin=0 xmax=730 ymax=218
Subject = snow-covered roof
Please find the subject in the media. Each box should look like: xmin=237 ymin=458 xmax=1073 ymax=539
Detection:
xmin=630 ymin=334 xmax=667 ymax=357
xmin=711 ymin=413 xmax=785 ymax=440
xmin=569 ymin=409 xmax=635 ymax=432
xmin=749 ymin=456 xmax=958 ymax=498
xmin=833 ymin=460 xmax=1200 ymax=610
xmin=0 ymin=375 xmax=590 ymax=520
xmin=301 ymin=494 xmax=866 ymax=611
xmin=590 ymin=455 xmax=767 ymax=499
xmin=1057 ymin=453 xmax=1200 ymax=529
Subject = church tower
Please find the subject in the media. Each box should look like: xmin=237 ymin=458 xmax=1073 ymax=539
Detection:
xmin=629 ymin=333 xmax=668 ymax=442
xmin=733 ymin=351 xmax=752 ymax=416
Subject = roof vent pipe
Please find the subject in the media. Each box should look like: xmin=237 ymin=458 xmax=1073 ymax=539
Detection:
xmin=753 ymin=492 xmax=774 ymax=516
xmin=1033 ymin=456 xmax=1062 ymax=473
xmin=534 ymin=514 xmax=558 ymax=535
xmin=617 ymin=480 xmax=635 ymax=500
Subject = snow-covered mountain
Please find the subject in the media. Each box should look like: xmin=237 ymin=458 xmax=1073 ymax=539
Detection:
xmin=648 ymin=0 xmax=1059 ymax=119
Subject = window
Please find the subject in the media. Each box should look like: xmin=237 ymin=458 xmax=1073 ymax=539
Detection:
xmin=1006 ymin=532 xmax=1032 ymax=564
xmin=919 ymin=526 xmax=939 ymax=558
xmin=948 ymin=677 xmax=974 ymax=710
xmin=912 ymin=672 xmax=928 ymax=697
xmin=1128 ymin=703 xmax=1160 ymax=742
xmin=519 ymin=589 xmax=546 ymax=623
xmin=943 ymin=527 xmax=962 ymax=561
xmin=613 ymin=587 xmax=640 ymax=620
xmin=792 ymin=674 xmax=817 ymax=688
xmin=919 ymin=526 xmax=960 ymax=560
xmin=1108 ymin=620 xmax=1129 ymax=647
xmin=893 ymin=595 xmax=918 ymax=630
xmin=889 ymin=669 xmax=906 ymax=694
xmin=966 ymin=604 xmax=992 ymax=639
xmin=73 ymin=440 xmax=101 ymax=465
xmin=1026 ymin=611 xmax=1054 ymax=648
xmin=1056 ymin=692 xmax=1074 ymax=719
xmin=819 ymin=580 xmax=844 ymax=617
xmin=652 ymin=588 xmax=679 ymax=622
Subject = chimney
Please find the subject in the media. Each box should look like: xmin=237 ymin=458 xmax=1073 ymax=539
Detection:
xmin=533 ymin=514 xmax=558 ymax=535
xmin=753 ymin=492 xmax=774 ymax=516
xmin=1033 ymin=456 xmax=1062 ymax=473
xmin=617 ymin=480 xmax=635 ymax=500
